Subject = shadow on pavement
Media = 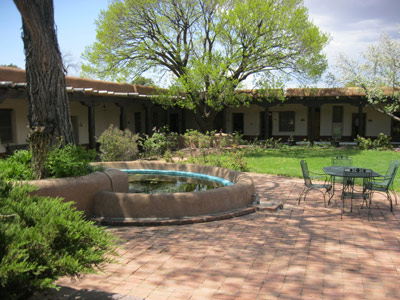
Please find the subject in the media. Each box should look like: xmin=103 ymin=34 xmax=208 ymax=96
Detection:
xmin=29 ymin=286 xmax=143 ymax=300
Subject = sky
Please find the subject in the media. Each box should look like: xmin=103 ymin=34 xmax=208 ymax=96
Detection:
xmin=0 ymin=0 xmax=399 ymax=87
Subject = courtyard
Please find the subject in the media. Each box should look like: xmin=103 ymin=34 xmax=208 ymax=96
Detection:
xmin=38 ymin=172 xmax=400 ymax=300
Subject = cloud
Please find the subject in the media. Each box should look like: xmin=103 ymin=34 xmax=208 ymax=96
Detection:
xmin=303 ymin=0 xmax=400 ymax=83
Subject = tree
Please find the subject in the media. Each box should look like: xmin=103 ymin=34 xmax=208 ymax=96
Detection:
xmin=82 ymin=0 xmax=329 ymax=132
xmin=13 ymin=0 xmax=75 ymax=178
xmin=331 ymin=32 xmax=400 ymax=122
xmin=131 ymin=75 xmax=155 ymax=86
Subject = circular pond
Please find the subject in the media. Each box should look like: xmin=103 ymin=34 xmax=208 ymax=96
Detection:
xmin=91 ymin=161 xmax=256 ymax=225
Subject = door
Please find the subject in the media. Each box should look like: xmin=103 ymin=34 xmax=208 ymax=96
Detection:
xmin=352 ymin=113 xmax=366 ymax=138
xmin=169 ymin=113 xmax=179 ymax=133
xmin=232 ymin=113 xmax=244 ymax=133
xmin=259 ymin=111 xmax=272 ymax=138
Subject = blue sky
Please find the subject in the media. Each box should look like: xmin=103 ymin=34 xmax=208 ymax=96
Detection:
xmin=1 ymin=0 xmax=399 ymax=86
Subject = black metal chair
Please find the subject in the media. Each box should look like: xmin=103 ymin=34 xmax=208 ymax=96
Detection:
xmin=331 ymin=156 xmax=353 ymax=190
xmin=299 ymin=160 xmax=333 ymax=207
xmin=341 ymin=168 xmax=372 ymax=218
xmin=364 ymin=160 xmax=399 ymax=216
xmin=332 ymin=156 xmax=353 ymax=167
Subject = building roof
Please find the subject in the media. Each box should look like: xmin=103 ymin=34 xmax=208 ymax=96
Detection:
xmin=0 ymin=66 xmax=157 ymax=99
xmin=0 ymin=66 xmax=380 ymax=101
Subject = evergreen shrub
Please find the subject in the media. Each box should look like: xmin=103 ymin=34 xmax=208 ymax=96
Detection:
xmin=0 ymin=180 xmax=116 ymax=299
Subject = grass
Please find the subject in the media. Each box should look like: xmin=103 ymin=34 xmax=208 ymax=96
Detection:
xmin=244 ymin=146 xmax=400 ymax=190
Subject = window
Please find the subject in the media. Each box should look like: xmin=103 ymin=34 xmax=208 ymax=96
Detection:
xmin=279 ymin=111 xmax=295 ymax=132
xmin=332 ymin=106 xmax=343 ymax=123
xmin=0 ymin=109 xmax=13 ymax=143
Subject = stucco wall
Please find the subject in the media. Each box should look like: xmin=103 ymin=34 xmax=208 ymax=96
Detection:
xmin=320 ymin=104 xmax=392 ymax=137
xmin=270 ymin=103 xmax=308 ymax=136
xmin=226 ymin=105 xmax=264 ymax=136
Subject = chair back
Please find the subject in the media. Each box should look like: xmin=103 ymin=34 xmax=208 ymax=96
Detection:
xmin=332 ymin=156 xmax=352 ymax=167
xmin=384 ymin=160 xmax=399 ymax=188
xmin=300 ymin=160 xmax=312 ymax=187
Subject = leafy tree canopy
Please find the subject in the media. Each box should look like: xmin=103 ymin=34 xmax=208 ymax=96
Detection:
xmin=82 ymin=0 xmax=329 ymax=131
xmin=329 ymin=32 xmax=400 ymax=122
xmin=131 ymin=76 xmax=155 ymax=86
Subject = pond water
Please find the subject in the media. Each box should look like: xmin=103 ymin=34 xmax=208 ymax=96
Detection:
xmin=121 ymin=169 xmax=232 ymax=194
xmin=128 ymin=174 xmax=225 ymax=194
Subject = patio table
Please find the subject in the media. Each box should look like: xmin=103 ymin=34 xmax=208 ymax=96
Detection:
xmin=323 ymin=166 xmax=382 ymax=207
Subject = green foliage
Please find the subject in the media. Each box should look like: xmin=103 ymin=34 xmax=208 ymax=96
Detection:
xmin=355 ymin=133 xmax=393 ymax=150
xmin=264 ymin=137 xmax=283 ymax=149
xmin=0 ymin=150 xmax=35 ymax=180
xmin=185 ymin=149 xmax=249 ymax=172
xmin=0 ymin=145 xmax=98 ymax=181
xmin=140 ymin=126 xmax=178 ymax=159
xmin=82 ymin=0 xmax=328 ymax=131
xmin=98 ymin=125 xmax=140 ymax=161
xmin=0 ymin=180 xmax=116 ymax=299
xmin=45 ymin=144 xmax=98 ymax=178
xmin=131 ymin=76 xmax=155 ymax=86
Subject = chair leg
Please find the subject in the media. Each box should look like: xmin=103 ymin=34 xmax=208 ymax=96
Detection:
xmin=387 ymin=191 xmax=393 ymax=212
xmin=298 ymin=187 xmax=307 ymax=205
xmin=390 ymin=187 xmax=397 ymax=206
xmin=368 ymin=193 xmax=372 ymax=221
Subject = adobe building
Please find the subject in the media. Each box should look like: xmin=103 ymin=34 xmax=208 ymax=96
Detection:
xmin=0 ymin=66 xmax=397 ymax=154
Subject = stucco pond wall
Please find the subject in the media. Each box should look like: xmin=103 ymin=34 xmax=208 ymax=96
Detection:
xmin=29 ymin=161 xmax=255 ymax=225
xmin=91 ymin=161 xmax=255 ymax=224
xmin=29 ymin=169 xmax=129 ymax=215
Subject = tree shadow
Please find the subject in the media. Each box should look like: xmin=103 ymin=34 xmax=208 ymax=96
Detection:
xmin=30 ymin=286 xmax=143 ymax=300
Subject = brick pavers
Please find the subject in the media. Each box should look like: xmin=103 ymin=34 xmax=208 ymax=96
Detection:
xmin=53 ymin=173 xmax=400 ymax=300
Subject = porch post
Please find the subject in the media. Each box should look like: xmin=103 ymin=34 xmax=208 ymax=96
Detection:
xmin=358 ymin=104 xmax=364 ymax=137
xmin=117 ymin=103 xmax=127 ymax=130
xmin=181 ymin=109 xmax=185 ymax=133
xmin=264 ymin=106 xmax=270 ymax=139
xmin=143 ymin=103 xmax=152 ymax=135
xmin=87 ymin=102 xmax=96 ymax=149
xmin=222 ymin=108 xmax=227 ymax=132
xmin=310 ymin=106 xmax=316 ymax=143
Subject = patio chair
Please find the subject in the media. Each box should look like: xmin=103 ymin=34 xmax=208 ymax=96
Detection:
xmin=364 ymin=160 xmax=399 ymax=214
xmin=341 ymin=168 xmax=371 ymax=219
xmin=332 ymin=156 xmax=353 ymax=167
xmin=331 ymin=156 xmax=353 ymax=189
xmin=298 ymin=160 xmax=333 ymax=207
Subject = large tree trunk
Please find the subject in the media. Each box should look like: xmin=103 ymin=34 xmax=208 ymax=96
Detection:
xmin=191 ymin=109 xmax=219 ymax=133
xmin=14 ymin=0 xmax=75 ymax=178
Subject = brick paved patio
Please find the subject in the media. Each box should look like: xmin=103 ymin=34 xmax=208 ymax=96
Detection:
xmin=52 ymin=173 xmax=400 ymax=300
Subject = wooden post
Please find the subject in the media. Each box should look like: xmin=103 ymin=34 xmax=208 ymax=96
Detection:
xmin=358 ymin=104 xmax=364 ymax=137
xmin=310 ymin=106 xmax=316 ymax=143
xmin=264 ymin=106 xmax=270 ymax=139
xmin=87 ymin=102 xmax=96 ymax=149
xmin=117 ymin=103 xmax=127 ymax=130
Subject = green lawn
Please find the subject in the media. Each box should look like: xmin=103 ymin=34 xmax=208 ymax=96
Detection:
xmin=245 ymin=147 xmax=400 ymax=190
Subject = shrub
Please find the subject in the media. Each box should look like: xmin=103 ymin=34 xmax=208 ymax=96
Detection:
xmin=45 ymin=144 xmax=98 ymax=178
xmin=0 ymin=150 xmax=35 ymax=180
xmin=141 ymin=126 xmax=178 ymax=159
xmin=185 ymin=149 xmax=249 ymax=172
xmin=0 ymin=180 xmax=117 ymax=300
xmin=355 ymin=133 xmax=393 ymax=150
xmin=98 ymin=125 xmax=140 ymax=161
